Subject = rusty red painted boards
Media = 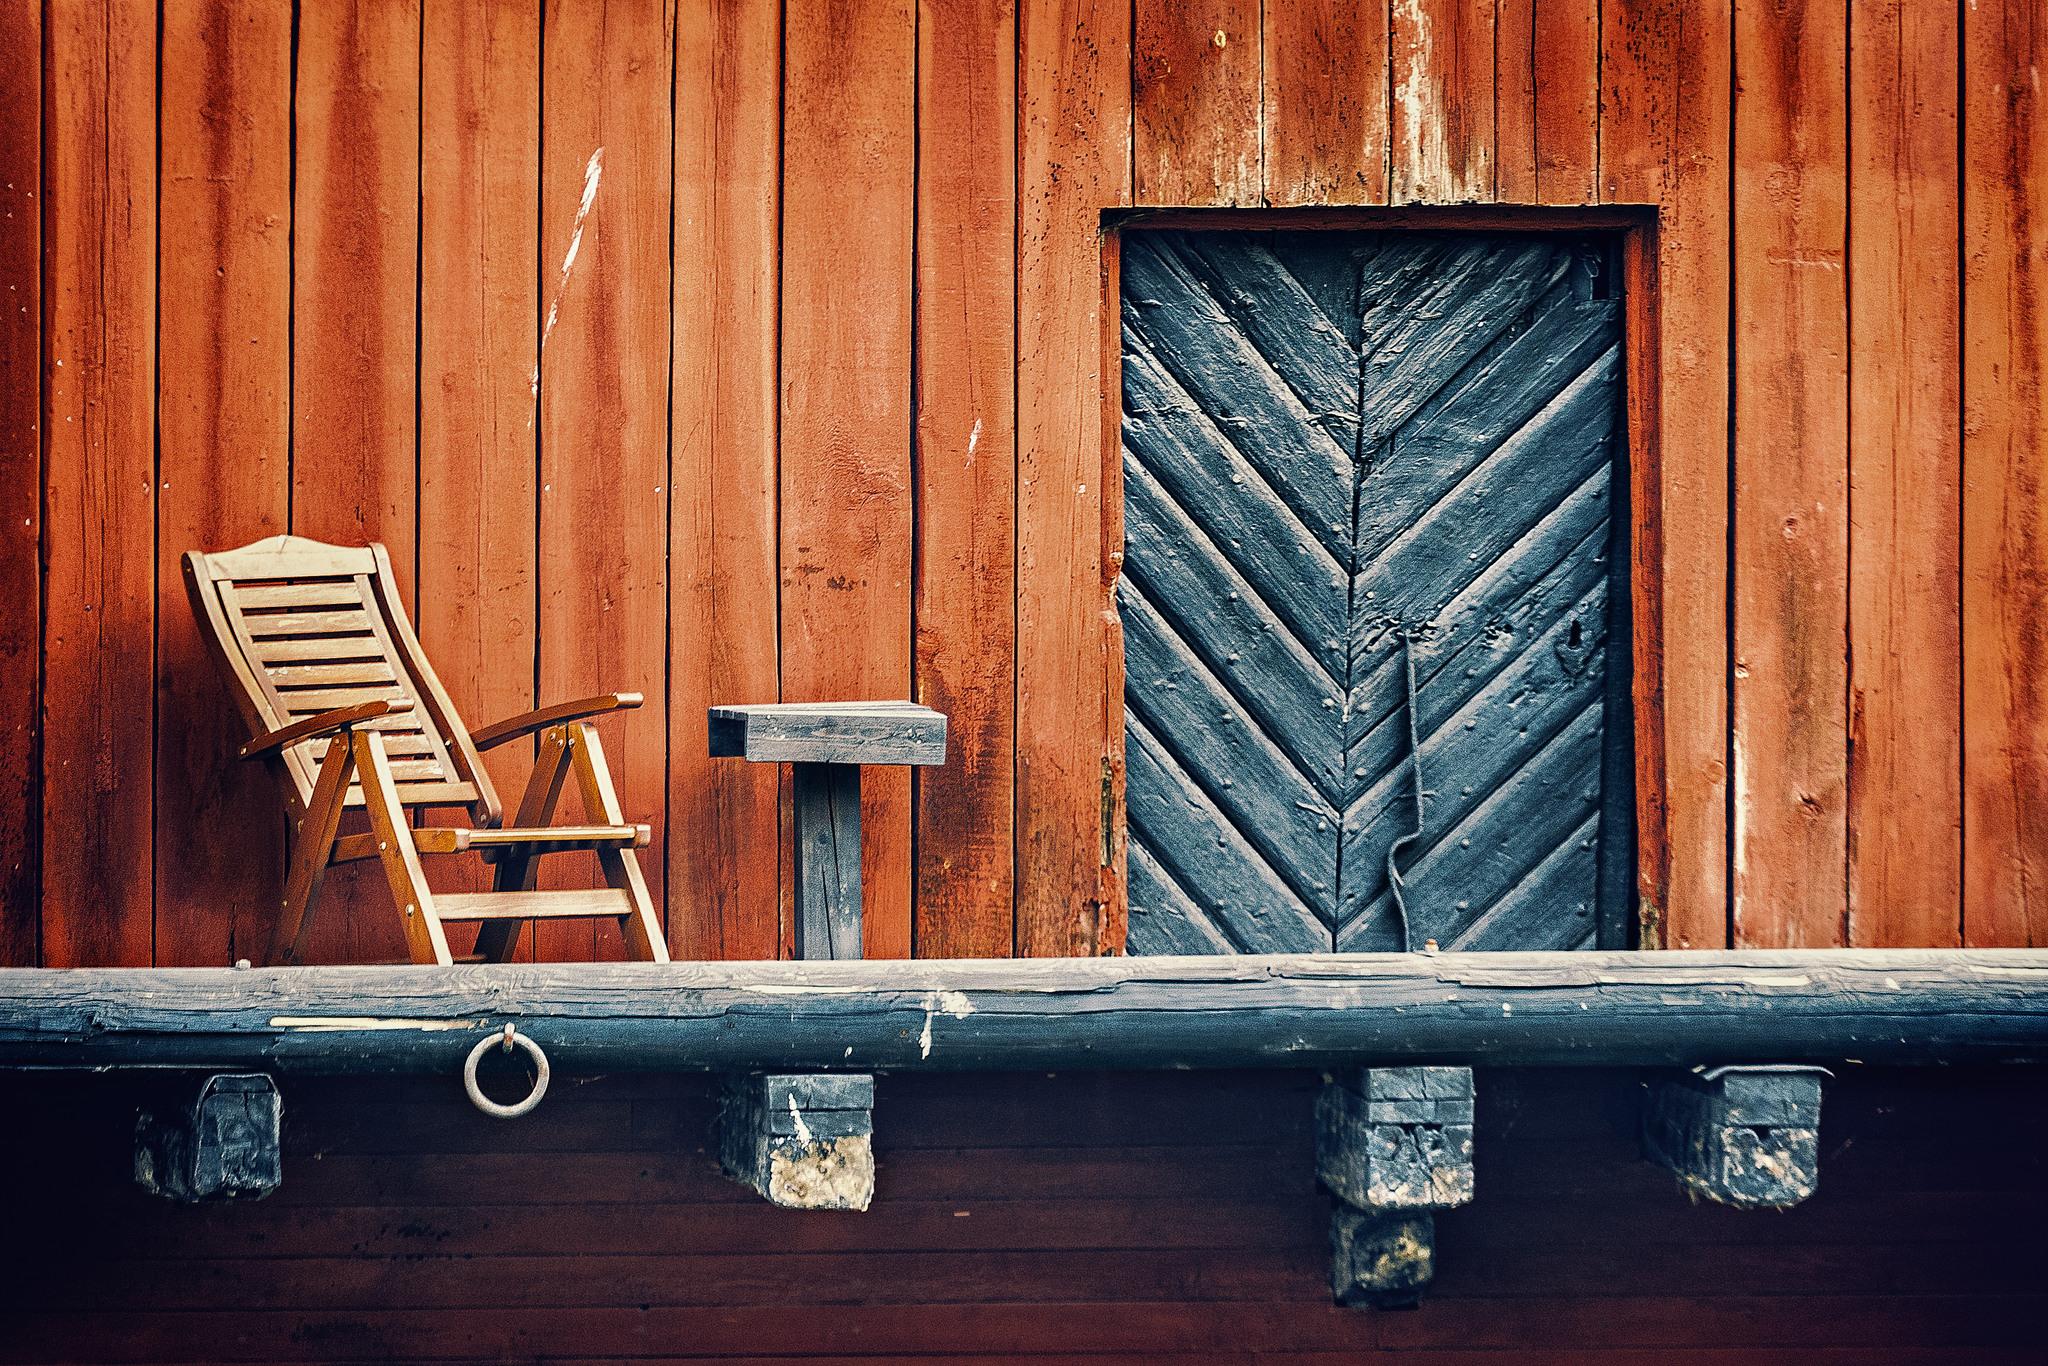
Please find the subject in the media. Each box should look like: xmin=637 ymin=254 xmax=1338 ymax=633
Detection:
xmin=291 ymin=0 xmax=421 ymax=965
xmin=155 ymin=0 xmax=293 ymax=967
xmin=1018 ymin=0 xmax=1131 ymax=956
xmin=1847 ymin=0 xmax=1960 ymax=948
xmin=1261 ymin=0 xmax=1390 ymax=206
xmin=670 ymin=0 xmax=784 ymax=962
xmin=1731 ymin=0 xmax=1848 ymax=948
xmin=1962 ymin=0 xmax=2048 ymax=947
xmin=1133 ymin=0 xmax=1260 ymax=207
xmin=1497 ymin=0 xmax=1599 ymax=205
xmin=537 ymin=0 xmax=673 ymax=962
xmin=1601 ymin=0 xmax=1732 ymax=949
xmin=40 ymin=0 xmax=156 ymax=968
xmin=1391 ymin=0 xmax=1495 ymax=203
xmin=780 ymin=0 xmax=916 ymax=959
xmin=0 ymin=0 xmax=39 ymax=965
xmin=419 ymin=0 xmax=539 ymax=941
xmin=914 ymin=0 xmax=1017 ymax=958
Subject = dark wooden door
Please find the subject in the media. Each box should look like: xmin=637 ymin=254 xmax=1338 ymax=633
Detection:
xmin=1120 ymin=230 xmax=1629 ymax=955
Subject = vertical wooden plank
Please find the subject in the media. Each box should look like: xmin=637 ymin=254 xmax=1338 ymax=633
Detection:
xmin=913 ymin=0 xmax=1017 ymax=958
xmin=1391 ymin=0 xmax=1495 ymax=203
xmin=1502 ymin=0 xmax=1599 ymax=204
xmin=1962 ymin=0 xmax=2048 ymax=947
xmin=1495 ymin=0 xmax=1539 ymax=202
xmin=292 ymin=0 xmax=421 ymax=965
xmin=155 ymin=0 xmax=293 ymax=967
xmin=40 ymin=0 xmax=156 ymax=966
xmin=1730 ymin=0 xmax=1848 ymax=948
xmin=293 ymin=0 xmax=420 ymax=595
xmin=538 ymin=0 xmax=672 ymax=961
xmin=418 ymin=0 xmax=539 ymax=925
xmin=1260 ymin=0 xmax=1390 ymax=207
xmin=780 ymin=0 xmax=915 ymax=960
xmin=909 ymin=0 xmax=1011 ymax=962
xmin=670 ymin=0 xmax=783 ymax=962
xmin=1018 ymin=0 xmax=1130 ymax=956
xmin=1846 ymin=0 xmax=1960 ymax=948
xmin=1601 ymin=0 xmax=1732 ymax=948
xmin=1536 ymin=1 xmax=1600 ymax=203
xmin=1132 ymin=0 xmax=1260 ymax=207
xmin=0 ymin=0 xmax=39 ymax=965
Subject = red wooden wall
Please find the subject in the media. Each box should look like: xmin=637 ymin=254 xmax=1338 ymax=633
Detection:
xmin=1 ymin=0 xmax=2044 ymax=964
xmin=1 ymin=1066 xmax=2042 ymax=1361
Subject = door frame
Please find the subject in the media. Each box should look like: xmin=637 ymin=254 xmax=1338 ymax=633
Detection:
xmin=1097 ymin=205 xmax=1666 ymax=947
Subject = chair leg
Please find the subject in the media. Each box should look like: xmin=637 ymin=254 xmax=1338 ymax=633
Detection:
xmin=566 ymin=722 xmax=670 ymax=963
xmin=353 ymin=730 xmax=454 ymax=966
xmin=272 ymin=736 xmax=356 ymax=965
xmin=474 ymin=724 xmax=575 ymax=963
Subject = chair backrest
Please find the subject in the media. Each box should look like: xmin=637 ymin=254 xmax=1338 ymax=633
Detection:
xmin=183 ymin=536 xmax=501 ymax=822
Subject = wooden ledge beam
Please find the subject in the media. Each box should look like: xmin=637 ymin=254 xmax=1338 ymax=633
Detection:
xmin=2 ymin=949 xmax=2046 ymax=1075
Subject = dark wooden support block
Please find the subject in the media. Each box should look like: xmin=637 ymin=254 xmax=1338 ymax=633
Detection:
xmin=718 ymin=1073 xmax=876 ymax=1211
xmin=134 ymin=1073 xmax=281 ymax=1203
xmin=1641 ymin=1065 xmax=1825 ymax=1209
xmin=793 ymin=762 xmax=864 ymax=961
xmin=1317 ymin=1066 xmax=1475 ymax=1211
xmin=1317 ymin=1066 xmax=1473 ymax=1306
xmin=1331 ymin=1210 xmax=1436 ymax=1309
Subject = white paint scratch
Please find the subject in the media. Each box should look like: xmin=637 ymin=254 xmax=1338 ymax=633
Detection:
xmin=967 ymin=418 xmax=983 ymax=458
xmin=788 ymin=1094 xmax=814 ymax=1145
xmin=531 ymin=147 xmax=605 ymax=407
xmin=268 ymin=1017 xmax=478 ymax=1032
xmin=918 ymin=990 xmax=975 ymax=1059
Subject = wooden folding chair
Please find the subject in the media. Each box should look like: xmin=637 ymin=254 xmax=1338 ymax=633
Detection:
xmin=183 ymin=535 xmax=670 ymax=966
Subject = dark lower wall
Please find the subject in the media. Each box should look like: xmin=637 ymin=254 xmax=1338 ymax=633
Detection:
xmin=0 ymin=1066 xmax=2041 ymax=1363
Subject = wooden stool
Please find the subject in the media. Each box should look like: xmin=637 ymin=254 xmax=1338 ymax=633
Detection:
xmin=708 ymin=701 xmax=947 ymax=960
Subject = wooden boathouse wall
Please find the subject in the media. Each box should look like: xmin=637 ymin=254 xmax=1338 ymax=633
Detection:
xmin=2 ymin=1064 xmax=2044 ymax=1361
xmin=1 ymin=0 xmax=2044 ymax=965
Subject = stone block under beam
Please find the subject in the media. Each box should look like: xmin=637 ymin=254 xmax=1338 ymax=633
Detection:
xmin=719 ymin=1073 xmax=875 ymax=1211
xmin=1641 ymin=1066 xmax=1824 ymax=1209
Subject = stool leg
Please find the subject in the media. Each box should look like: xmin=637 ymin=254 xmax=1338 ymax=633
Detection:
xmin=792 ymin=762 xmax=863 ymax=961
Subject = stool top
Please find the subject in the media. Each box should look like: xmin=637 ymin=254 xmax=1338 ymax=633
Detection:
xmin=708 ymin=701 xmax=947 ymax=766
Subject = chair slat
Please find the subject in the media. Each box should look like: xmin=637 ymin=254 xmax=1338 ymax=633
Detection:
xmin=267 ymin=661 xmax=399 ymax=688
xmin=284 ymin=685 xmax=408 ymax=713
xmin=250 ymin=634 xmax=385 ymax=662
xmin=206 ymin=544 xmax=376 ymax=580
xmin=434 ymin=889 xmax=634 ymax=921
xmin=233 ymin=581 xmax=364 ymax=610
xmin=244 ymin=618 xmax=385 ymax=651
xmin=341 ymin=780 xmax=475 ymax=808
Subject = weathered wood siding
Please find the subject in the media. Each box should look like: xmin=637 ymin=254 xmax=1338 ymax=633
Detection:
xmin=0 ymin=1067 xmax=2041 ymax=1359
xmin=2 ymin=0 xmax=2042 ymax=962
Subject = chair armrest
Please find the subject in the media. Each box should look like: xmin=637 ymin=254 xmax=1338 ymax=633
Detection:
xmin=472 ymin=693 xmax=644 ymax=752
xmin=239 ymin=699 xmax=413 ymax=759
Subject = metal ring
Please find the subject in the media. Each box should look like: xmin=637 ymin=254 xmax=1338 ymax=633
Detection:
xmin=462 ymin=1025 xmax=550 ymax=1119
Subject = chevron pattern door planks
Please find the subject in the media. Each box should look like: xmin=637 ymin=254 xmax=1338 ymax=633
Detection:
xmin=1120 ymin=231 xmax=1628 ymax=955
